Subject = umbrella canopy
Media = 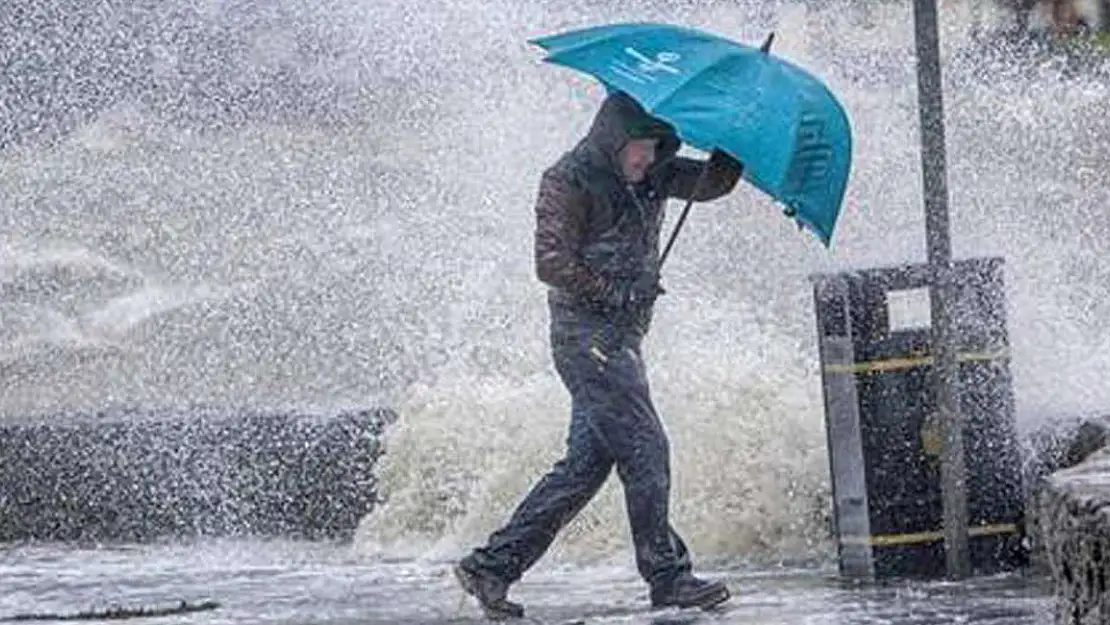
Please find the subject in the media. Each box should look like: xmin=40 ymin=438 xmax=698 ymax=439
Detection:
xmin=529 ymin=22 xmax=853 ymax=247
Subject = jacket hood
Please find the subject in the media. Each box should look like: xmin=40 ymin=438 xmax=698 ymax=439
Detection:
xmin=578 ymin=91 xmax=682 ymax=177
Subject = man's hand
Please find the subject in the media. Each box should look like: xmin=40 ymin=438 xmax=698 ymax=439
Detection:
xmin=709 ymin=148 xmax=743 ymax=173
xmin=604 ymin=270 xmax=666 ymax=313
xmin=631 ymin=269 xmax=666 ymax=305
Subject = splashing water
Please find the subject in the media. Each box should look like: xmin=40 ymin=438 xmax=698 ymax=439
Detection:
xmin=3 ymin=0 xmax=1110 ymax=569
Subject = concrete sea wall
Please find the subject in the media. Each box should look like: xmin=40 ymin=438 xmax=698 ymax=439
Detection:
xmin=0 ymin=407 xmax=396 ymax=543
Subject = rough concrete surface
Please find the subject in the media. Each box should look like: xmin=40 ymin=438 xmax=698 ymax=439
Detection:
xmin=1038 ymin=440 xmax=1110 ymax=624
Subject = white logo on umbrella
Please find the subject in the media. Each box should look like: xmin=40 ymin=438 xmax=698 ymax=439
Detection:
xmin=624 ymin=48 xmax=682 ymax=74
xmin=609 ymin=47 xmax=682 ymax=84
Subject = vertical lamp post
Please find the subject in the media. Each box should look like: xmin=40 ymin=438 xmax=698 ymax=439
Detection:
xmin=911 ymin=0 xmax=971 ymax=578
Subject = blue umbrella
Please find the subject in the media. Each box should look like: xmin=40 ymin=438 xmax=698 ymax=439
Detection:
xmin=529 ymin=22 xmax=853 ymax=249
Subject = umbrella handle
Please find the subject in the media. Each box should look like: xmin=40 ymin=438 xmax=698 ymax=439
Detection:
xmin=659 ymin=160 xmax=712 ymax=270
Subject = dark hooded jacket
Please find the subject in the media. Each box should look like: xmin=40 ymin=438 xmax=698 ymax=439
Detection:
xmin=534 ymin=91 xmax=742 ymax=340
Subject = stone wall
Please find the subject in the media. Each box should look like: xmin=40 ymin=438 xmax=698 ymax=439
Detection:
xmin=0 ymin=407 xmax=396 ymax=543
xmin=1035 ymin=419 xmax=1110 ymax=624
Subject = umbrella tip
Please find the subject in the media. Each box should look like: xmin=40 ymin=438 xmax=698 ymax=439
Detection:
xmin=760 ymin=32 xmax=775 ymax=53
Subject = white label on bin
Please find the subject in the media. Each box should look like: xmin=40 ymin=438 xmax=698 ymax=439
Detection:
xmin=887 ymin=288 xmax=931 ymax=331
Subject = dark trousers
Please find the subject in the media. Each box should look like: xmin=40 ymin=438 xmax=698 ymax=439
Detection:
xmin=465 ymin=315 xmax=692 ymax=588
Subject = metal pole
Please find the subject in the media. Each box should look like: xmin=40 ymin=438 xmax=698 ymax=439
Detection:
xmin=911 ymin=0 xmax=970 ymax=579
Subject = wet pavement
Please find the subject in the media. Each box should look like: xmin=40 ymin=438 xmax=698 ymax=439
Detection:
xmin=0 ymin=539 xmax=1054 ymax=624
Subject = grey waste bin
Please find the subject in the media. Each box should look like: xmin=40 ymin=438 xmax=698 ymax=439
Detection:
xmin=811 ymin=257 xmax=1026 ymax=579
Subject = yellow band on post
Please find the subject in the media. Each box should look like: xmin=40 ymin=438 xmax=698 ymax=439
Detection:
xmin=839 ymin=523 xmax=1020 ymax=547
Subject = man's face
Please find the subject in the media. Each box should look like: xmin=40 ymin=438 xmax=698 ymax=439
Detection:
xmin=618 ymin=138 xmax=657 ymax=183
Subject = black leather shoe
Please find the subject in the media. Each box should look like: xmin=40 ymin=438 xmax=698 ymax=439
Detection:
xmin=650 ymin=574 xmax=731 ymax=610
xmin=454 ymin=557 xmax=525 ymax=620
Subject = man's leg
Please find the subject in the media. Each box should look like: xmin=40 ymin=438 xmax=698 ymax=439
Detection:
xmin=464 ymin=399 xmax=614 ymax=578
xmin=457 ymin=381 xmax=614 ymax=618
xmin=581 ymin=342 xmax=729 ymax=610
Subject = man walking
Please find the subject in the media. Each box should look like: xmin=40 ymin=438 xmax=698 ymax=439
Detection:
xmin=455 ymin=91 xmax=743 ymax=620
